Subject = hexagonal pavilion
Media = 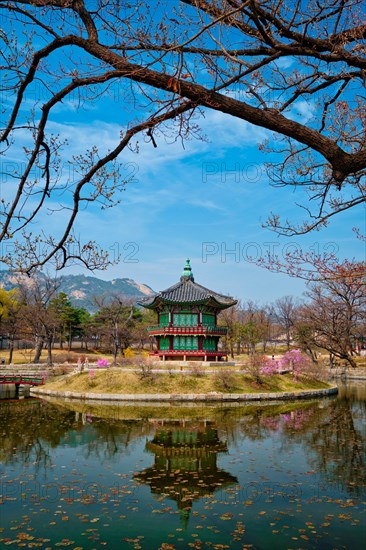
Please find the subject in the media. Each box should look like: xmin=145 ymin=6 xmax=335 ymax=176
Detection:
xmin=139 ymin=259 xmax=237 ymax=361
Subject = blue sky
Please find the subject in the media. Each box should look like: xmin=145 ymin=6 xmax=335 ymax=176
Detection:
xmin=45 ymin=99 xmax=364 ymax=303
xmin=1 ymin=5 xmax=365 ymax=304
xmin=2 ymin=82 xmax=364 ymax=303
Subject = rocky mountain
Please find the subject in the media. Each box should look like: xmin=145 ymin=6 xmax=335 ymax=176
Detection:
xmin=0 ymin=271 xmax=154 ymax=312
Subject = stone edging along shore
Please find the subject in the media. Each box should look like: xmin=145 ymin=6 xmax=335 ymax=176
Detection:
xmin=31 ymin=386 xmax=338 ymax=402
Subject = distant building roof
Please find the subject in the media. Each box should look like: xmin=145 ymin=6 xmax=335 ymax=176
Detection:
xmin=138 ymin=259 xmax=237 ymax=310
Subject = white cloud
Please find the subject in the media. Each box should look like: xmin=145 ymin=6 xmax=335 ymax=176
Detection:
xmin=187 ymin=199 xmax=227 ymax=212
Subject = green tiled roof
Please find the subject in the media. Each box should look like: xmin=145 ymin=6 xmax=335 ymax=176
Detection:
xmin=139 ymin=261 xmax=237 ymax=310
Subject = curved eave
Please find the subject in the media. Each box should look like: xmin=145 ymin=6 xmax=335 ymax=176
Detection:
xmin=139 ymin=296 xmax=237 ymax=310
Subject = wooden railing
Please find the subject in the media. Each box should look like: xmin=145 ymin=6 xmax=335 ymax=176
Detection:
xmin=0 ymin=374 xmax=45 ymax=386
xmin=147 ymin=325 xmax=228 ymax=335
xmin=150 ymin=350 xmax=227 ymax=355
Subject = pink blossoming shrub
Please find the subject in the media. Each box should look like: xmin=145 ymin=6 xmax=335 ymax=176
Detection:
xmin=280 ymin=349 xmax=311 ymax=381
xmin=260 ymin=360 xmax=280 ymax=376
xmin=247 ymin=354 xmax=279 ymax=384
xmin=97 ymin=358 xmax=109 ymax=368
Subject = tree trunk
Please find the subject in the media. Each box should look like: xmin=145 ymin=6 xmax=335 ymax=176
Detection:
xmin=8 ymin=336 xmax=14 ymax=364
xmin=33 ymin=337 xmax=44 ymax=363
xmin=345 ymin=354 xmax=357 ymax=369
xmin=47 ymin=336 xmax=53 ymax=366
xmin=286 ymin=330 xmax=291 ymax=350
xmin=112 ymin=340 xmax=118 ymax=364
xmin=305 ymin=347 xmax=318 ymax=364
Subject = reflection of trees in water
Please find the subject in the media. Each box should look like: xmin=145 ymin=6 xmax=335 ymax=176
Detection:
xmin=216 ymin=403 xmax=318 ymax=445
xmin=1 ymin=390 xmax=365 ymax=496
xmin=0 ymin=400 xmax=155 ymax=470
xmin=227 ymin=395 xmax=365 ymax=497
xmin=80 ymin=418 xmax=154 ymax=462
xmin=301 ymin=396 xmax=366 ymax=495
xmin=212 ymin=395 xmax=365 ymax=497
xmin=0 ymin=400 xmax=76 ymax=473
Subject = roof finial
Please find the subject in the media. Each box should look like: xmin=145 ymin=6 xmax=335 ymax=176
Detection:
xmin=181 ymin=258 xmax=194 ymax=281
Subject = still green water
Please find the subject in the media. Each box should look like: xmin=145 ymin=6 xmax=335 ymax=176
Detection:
xmin=0 ymin=383 xmax=365 ymax=549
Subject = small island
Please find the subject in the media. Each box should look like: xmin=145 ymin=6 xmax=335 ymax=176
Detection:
xmin=32 ymin=367 xmax=337 ymax=401
xmin=31 ymin=261 xmax=337 ymax=402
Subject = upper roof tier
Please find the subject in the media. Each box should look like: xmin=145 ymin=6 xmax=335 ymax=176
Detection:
xmin=139 ymin=259 xmax=237 ymax=310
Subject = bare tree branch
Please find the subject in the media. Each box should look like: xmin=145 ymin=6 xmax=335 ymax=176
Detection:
xmin=0 ymin=0 xmax=365 ymax=270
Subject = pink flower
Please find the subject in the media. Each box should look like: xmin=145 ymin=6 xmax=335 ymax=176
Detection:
xmin=260 ymin=360 xmax=279 ymax=375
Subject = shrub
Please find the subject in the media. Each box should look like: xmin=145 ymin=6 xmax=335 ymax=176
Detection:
xmin=51 ymin=365 xmax=71 ymax=376
xmin=246 ymin=354 xmax=266 ymax=385
xmin=280 ymin=349 xmax=312 ymax=382
xmin=137 ymin=357 xmax=156 ymax=382
xmin=119 ymin=356 xmax=135 ymax=367
xmin=302 ymin=356 xmax=330 ymax=381
xmin=88 ymin=368 xmax=95 ymax=387
xmin=55 ymin=352 xmax=79 ymax=364
xmin=124 ymin=347 xmax=134 ymax=358
xmin=214 ymin=369 xmax=237 ymax=392
xmin=191 ymin=364 xmax=206 ymax=377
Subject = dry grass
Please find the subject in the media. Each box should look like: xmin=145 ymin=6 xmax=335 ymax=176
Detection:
xmin=3 ymin=346 xmax=364 ymax=369
xmin=0 ymin=348 xmax=113 ymax=365
xmin=44 ymin=369 xmax=332 ymax=394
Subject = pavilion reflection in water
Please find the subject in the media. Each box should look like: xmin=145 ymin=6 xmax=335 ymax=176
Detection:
xmin=134 ymin=420 xmax=238 ymax=527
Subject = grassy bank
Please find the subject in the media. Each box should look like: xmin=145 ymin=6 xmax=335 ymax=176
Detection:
xmin=2 ymin=347 xmax=365 ymax=370
xmin=43 ymin=369 xmax=332 ymax=395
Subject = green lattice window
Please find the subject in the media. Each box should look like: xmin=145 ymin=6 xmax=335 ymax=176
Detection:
xmin=202 ymin=337 xmax=217 ymax=351
xmin=173 ymin=313 xmax=198 ymax=327
xmin=159 ymin=312 xmax=169 ymax=327
xmin=160 ymin=337 xmax=170 ymax=350
xmin=202 ymin=313 xmax=215 ymax=326
xmin=173 ymin=336 xmax=198 ymax=350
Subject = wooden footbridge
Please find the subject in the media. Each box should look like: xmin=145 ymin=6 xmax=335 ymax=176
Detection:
xmin=0 ymin=370 xmax=45 ymax=395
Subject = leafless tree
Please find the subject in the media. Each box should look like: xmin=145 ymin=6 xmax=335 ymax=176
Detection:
xmin=91 ymin=295 xmax=138 ymax=363
xmin=219 ymin=302 xmax=241 ymax=358
xmin=300 ymin=264 xmax=365 ymax=368
xmin=272 ymin=295 xmax=298 ymax=350
xmin=0 ymin=0 xmax=365 ymax=272
xmin=18 ymin=273 xmax=60 ymax=364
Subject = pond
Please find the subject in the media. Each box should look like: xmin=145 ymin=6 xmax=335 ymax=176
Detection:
xmin=0 ymin=383 xmax=365 ymax=549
